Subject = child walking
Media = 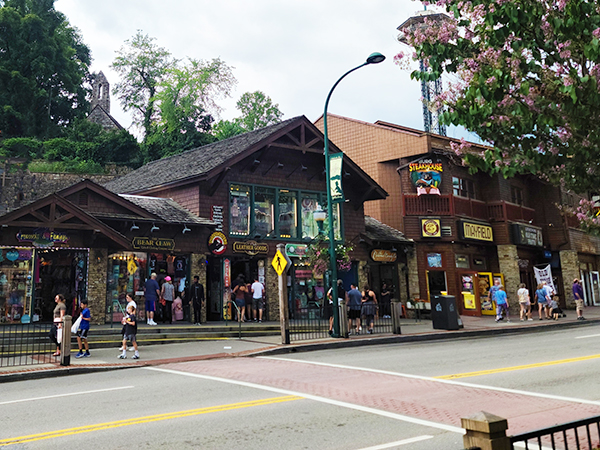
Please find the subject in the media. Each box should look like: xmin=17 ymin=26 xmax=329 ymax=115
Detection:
xmin=119 ymin=304 xmax=139 ymax=359
xmin=75 ymin=299 xmax=91 ymax=358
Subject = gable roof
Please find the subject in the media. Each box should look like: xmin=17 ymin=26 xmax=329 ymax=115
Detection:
xmin=103 ymin=116 xmax=387 ymax=202
xmin=104 ymin=117 xmax=299 ymax=194
xmin=364 ymin=216 xmax=412 ymax=244
xmin=88 ymin=104 xmax=123 ymax=130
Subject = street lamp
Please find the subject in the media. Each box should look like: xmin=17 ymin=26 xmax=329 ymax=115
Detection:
xmin=314 ymin=207 xmax=326 ymax=235
xmin=323 ymin=52 xmax=385 ymax=338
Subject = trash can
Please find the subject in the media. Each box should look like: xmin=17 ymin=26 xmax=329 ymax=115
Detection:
xmin=431 ymin=295 xmax=459 ymax=330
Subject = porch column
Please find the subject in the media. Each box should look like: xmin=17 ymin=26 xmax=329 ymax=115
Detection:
xmin=88 ymin=248 xmax=108 ymax=325
xmin=406 ymin=249 xmax=420 ymax=301
xmin=496 ymin=245 xmax=520 ymax=315
xmin=266 ymin=256 xmax=280 ymax=321
xmin=559 ymin=250 xmax=579 ymax=309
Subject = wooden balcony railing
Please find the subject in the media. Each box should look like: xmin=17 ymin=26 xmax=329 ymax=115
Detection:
xmin=403 ymin=195 xmax=537 ymax=224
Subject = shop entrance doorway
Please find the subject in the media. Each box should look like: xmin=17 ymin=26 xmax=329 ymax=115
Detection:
xmin=35 ymin=249 xmax=88 ymax=322
xmin=206 ymin=256 xmax=223 ymax=321
xmin=457 ymin=271 xmax=479 ymax=316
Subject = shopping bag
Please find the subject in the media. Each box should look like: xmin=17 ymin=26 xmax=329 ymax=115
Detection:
xmin=71 ymin=316 xmax=82 ymax=334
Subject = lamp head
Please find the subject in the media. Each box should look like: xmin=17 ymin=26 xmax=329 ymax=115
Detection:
xmin=366 ymin=52 xmax=386 ymax=64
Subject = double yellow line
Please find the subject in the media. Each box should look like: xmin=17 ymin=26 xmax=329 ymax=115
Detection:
xmin=0 ymin=395 xmax=301 ymax=446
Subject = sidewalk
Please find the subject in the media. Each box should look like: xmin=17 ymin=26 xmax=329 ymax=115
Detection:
xmin=2 ymin=307 xmax=599 ymax=383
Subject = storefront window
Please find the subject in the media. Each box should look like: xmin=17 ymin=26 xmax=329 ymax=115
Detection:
xmin=107 ymin=252 xmax=147 ymax=322
xmin=301 ymin=193 xmax=320 ymax=239
xmin=254 ymin=187 xmax=275 ymax=237
xmin=230 ymin=184 xmax=251 ymax=236
xmin=0 ymin=247 xmax=33 ymax=324
xmin=279 ymin=190 xmax=297 ymax=238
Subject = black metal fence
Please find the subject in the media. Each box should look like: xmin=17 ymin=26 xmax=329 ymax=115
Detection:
xmin=0 ymin=323 xmax=59 ymax=367
xmin=509 ymin=415 xmax=600 ymax=449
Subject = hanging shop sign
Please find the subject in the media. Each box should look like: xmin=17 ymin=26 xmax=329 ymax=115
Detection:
xmin=232 ymin=240 xmax=269 ymax=256
xmin=457 ymin=220 xmax=493 ymax=242
xmin=511 ymin=223 xmax=543 ymax=247
xmin=285 ymin=243 xmax=308 ymax=258
xmin=329 ymin=153 xmax=345 ymax=203
xmin=370 ymin=249 xmax=398 ymax=263
xmin=409 ymin=157 xmax=442 ymax=196
xmin=211 ymin=205 xmax=224 ymax=232
xmin=131 ymin=237 xmax=175 ymax=252
xmin=223 ymin=258 xmax=231 ymax=288
xmin=208 ymin=231 xmax=227 ymax=255
xmin=421 ymin=218 xmax=442 ymax=238
xmin=16 ymin=228 xmax=69 ymax=247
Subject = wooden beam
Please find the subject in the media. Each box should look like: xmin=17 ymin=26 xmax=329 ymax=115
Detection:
xmin=49 ymin=203 xmax=56 ymax=221
xmin=54 ymin=213 xmax=75 ymax=224
xmin=262 ymin=161 xmax=284 ymax=176
xmin=353 ymin=186 xmax=376 ymax=210
xmin=29 ymin=210 xmax=49 ymax=222
xmin=286 ymin=164 xmax=307 ymax=179
xmin=209 ymin=167 xmax=230 ymax=197
xmin=250 ymin=147 xmax=270 ymax=173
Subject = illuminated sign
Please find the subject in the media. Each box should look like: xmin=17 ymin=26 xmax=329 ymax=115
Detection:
xmin=370 ymin=249 xmax=398 ymax=263
xmin=421 ymin=218 xmax=441 ymax=238
xmin=232 ymin=241 xmax=269 ymax=256
xmin=458 ymin=220 xmax=493 ymax=242
xmin=131 ymin=237 xmax=175 ymax=251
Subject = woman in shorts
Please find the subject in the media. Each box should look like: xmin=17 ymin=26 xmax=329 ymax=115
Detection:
xmin=535 ymin=283 xmax=550 ymax=320
xmin=517 ymin=283 xmax=531 ymax=321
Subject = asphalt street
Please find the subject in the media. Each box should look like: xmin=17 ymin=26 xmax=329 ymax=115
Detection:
xmin=3 ymin=324 xmax=600 ymax=450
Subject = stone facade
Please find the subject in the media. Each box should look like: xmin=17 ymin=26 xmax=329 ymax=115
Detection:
xmin=87 ymin=248 xmax=108 ymax=325
xmin=406 ymin=251 xmax=420 ymax=301
xmin=189 ymin=253 xmax=207 ymax=322
xmin=358 ymin=260 xmax=369 ymax=290
xmin=560 ymin=250 xmax=579 ymax=309
xmin=88 ymin=71 xmax=122 ymax=131
xmin=266 ymin=256 xmax=279 ymax=321
xmin=496 ymin=245 xmax=520 ymax=314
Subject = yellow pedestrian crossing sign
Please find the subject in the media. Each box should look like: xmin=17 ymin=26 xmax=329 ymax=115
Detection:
xmin=272 ymin=249 xmax=288 ymax=276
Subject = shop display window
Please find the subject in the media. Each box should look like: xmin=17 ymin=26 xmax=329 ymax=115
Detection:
xmin=0 ymin=247 xmax=33 ymax=324
xmin=230 ymin=184 xmax=251 ymax=236
xmin=254 ymin=187 xmax=275 ymax=237
xmin=279 ymin=190 xmax=297 ymax=238
xmin=107 ymin=252 xmax=147 ymax=322
xmin=301 ymin=194 xmax=320 ymax=239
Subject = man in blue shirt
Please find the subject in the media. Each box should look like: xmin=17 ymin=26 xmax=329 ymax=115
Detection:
xmin=347 ymin=283 xmax=362 ymax=334
xmin=75 ymin=299 xmax=91 ymax=358
xmin=494 ymin=286 xmax=510 ymax=323
xmin=144 ymin=273 xmax=160 ymax=326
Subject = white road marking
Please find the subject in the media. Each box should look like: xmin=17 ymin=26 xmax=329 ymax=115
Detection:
xmin=144 ymin=367 xmax=464 ymax=434
xmin=0 ymin=386 xmax=134 ymax=406
xmin=259 ymin=356 xmax=600 ymax=406
xmin=355 ymin=435 xmax=434 ymax=449
xmin=575 ymin=333 xmax=600 ymax=339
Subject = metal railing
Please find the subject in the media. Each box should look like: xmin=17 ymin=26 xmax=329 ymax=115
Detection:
xmin=289 ymin=301 xmax=330 ymax=341
xmin=0 ymin=322 xmax=59 ymax=367
xmin=510 ymin=414 xmax=600 ymax=449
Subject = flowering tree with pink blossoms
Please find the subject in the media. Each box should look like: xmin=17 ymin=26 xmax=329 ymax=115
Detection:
xmin=397 ymin=0 xmax=600 ymax=194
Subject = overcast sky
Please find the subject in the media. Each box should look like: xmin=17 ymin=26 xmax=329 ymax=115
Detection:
xmin=56 ymin=0 xmax=472 ymax=140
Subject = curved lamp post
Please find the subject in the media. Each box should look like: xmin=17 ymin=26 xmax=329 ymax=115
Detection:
xmin=323 ymin=52 xmax=385 ymax=338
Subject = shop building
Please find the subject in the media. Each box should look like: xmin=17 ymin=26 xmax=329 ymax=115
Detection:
xmin=103 ymin=116 xmax=409 ymax=321
xmin=0 ymin=180 xmax=215 ymax=324
xmin=316 ymin=114 xmax=600 ymax=315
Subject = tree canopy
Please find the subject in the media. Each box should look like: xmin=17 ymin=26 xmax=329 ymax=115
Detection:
xmin=214 ymin=90 xmax=283 ymax=140
xmin=397 ymin=0 xmax=600 ymax=193
xmin=0 ymin=0 xmax=91 ymax=138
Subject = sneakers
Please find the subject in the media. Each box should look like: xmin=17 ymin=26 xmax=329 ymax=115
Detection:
xmin=258 ymin=319 xmax=262 ymax=323
xmin=75 ymin=352 xmax=84 ymax=358
xmin=528 ymin=318 xmax=533 ymax=321
xmin=118 ymin=354 xmax=126 ymax=359
xmin=83 ymin=351 xmax=90 ymax=357
xmin=147 ymin=319 xmax=157 ymax=326
xmin=132 ymin=354 xmax=140 ymax=360
xmin=128 ymin=347 xmax=134 ymax=351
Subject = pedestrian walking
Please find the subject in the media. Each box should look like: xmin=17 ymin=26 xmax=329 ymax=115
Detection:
xmin=119 ymin=293 xmax=137 ymax=352
xmin=161 ymin=276 xmax=175 ymax=324
xmin=190 ymin=276 xmax=204 ymax=325
xmin=144 ymin=273 xmax=159 ymax=326
xmin=494 ymin=286 xmax=510 ymax=323
xmin=251 ymin=277 xmax=265 ymax=323
xmin=49 ymin=294 xmax=66 ymax=356
xmin=347 ymin=283 xmax=362 ymax=334
xmin=75 ymin=299 xmax=91 ymax=358
xmin=535 ymin=283 xmax=550 ymax=320
xmin=119 ymin=304 xmax=139 ymax=359
xmin=573 ymin=278 xmax=586 ymax=320
xmin=517 ymin=283 xmax=532 ymax=321
xmin=232 ymin=276 xmax=247 ymax=322
xmin=361 ymin=284 xmax=378 ymax=334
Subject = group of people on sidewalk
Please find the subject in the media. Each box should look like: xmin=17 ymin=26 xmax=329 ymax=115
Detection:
xmin=490 ymin=278 xmax=586 ymax=323
xmin=231 ymin=275 xmax=266 ymax=323
xmin=143 ymin=273 xmax=205 ymax=326
xmin=327 ymin=280 xmax=380 ymax=335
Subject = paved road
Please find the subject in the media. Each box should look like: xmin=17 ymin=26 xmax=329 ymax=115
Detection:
xmin=3 ymin=324 xmax=600 ymax=449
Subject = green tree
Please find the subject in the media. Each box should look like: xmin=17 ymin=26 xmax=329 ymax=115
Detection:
xmin=214 ymin=91 xmax=283 ymax=140
xmin=111 ymin=31 xmax=172 ymax=142
xmin=397 ymin=0 xmax=600 ymax=193
xmin=0 ymin=0 xmax=91 ymax=138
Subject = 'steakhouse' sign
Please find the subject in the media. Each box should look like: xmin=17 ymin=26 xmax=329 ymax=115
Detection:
xmin=457 ymin=220 xmax=494 ymax=242
xmin=132 ymin=237 xmax=175 ymax=251
xmin=232 ymin=241 xmax=269 ymax=256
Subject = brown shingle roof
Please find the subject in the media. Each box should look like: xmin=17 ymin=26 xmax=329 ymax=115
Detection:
xmin=104 ymin=117 xmax=299 ymax=194
xmin=119 ymin=195 xmax=216 ymax=226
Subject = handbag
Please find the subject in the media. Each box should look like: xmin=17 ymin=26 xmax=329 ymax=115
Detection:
xmin=159 ymin=297 xmax=166 ymax=306
xmin=71 ymin=316 xmax=82 ymax=333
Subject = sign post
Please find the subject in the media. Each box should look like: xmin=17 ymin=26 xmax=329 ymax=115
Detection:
xmin=273 ymin=244 xmax=290 ymax=344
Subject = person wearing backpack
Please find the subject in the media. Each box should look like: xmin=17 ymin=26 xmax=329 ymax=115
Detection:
xmin=517 ymin=283 xmax=532 ymax=321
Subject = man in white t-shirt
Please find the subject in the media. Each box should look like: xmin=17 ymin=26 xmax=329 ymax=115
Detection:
xmin=251 ymin=277 xmax=265 ymax=323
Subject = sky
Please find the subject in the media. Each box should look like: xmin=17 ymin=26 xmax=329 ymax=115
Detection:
xmin=56 ymin=0 xmax=472 ymax=140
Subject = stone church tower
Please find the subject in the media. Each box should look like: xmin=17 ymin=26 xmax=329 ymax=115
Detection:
xmin=88 ymin=71 xmax=122 ymax=131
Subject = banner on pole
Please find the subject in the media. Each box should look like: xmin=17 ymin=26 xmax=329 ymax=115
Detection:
xmin=329 ymin=153 xmax=344 ymax=203
xmin=534 ymin=264 xmax=556 ymax=294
